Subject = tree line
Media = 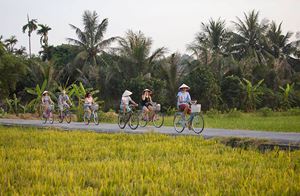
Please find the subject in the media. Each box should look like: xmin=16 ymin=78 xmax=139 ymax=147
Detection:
xmin=0 ymin=10 xmax=300 ymax=115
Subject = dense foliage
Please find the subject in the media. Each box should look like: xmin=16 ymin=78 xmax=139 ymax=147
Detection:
xmin=1 ymin=10 xmax=300 ymax=113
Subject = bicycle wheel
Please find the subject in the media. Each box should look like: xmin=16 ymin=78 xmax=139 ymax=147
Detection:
xmin=128 ymin=112 xmax=139 ymax=130
xmin=153 ymin=112 xmax=164 ymax=128
xmin=191 ymin=113 xmax=204 ymax=134
xmin=83 ymin=111 xmax=90 ymax=125
xmin=118 ymin=113 xmax=127 ymax=129
xmin=173 ymin=112 xmax=185 ymax=133
xmin=42 ymin=113 xmax=47 ymax=124
xmin=138 ymin=111 xmax=148 ymax=127
xmin=65 ymin=111 xmax=71 ymax=124
xmin=93 ymin=112 xmax=99 ymax=125
xmin=58 ymin=112 xmax=64 ymax=123
xmin=49 ymin=112 xmax=54 ymax=124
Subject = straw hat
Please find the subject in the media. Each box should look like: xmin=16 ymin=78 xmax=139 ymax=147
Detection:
xmin=143 ymin=89 xmax=151 ymax=92
xmin=179 ymin=84 xmax=190 ymax=90
xmin=122 ymin=90 xmax=132 ymax=97
xmin=42 ymin=91 xmax=49 ymax=95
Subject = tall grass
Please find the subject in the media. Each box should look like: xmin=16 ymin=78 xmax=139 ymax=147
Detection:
xmin=163 ymin=113 xmax=300 ymax=132
xmin=1 ymin=127 xmax=300 ymax=195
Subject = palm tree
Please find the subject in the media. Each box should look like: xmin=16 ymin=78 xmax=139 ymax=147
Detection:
xmin=117 ymin=30 xmax=166 ymax=78
xmin=4 ymin=35 xmax=18 ymax=52
xmin=232 ymin=10 xmax=269 ymax=64
xmin=159 ymin=53 xmax=189 ymax=105
xmin=37 ymin=24 xmax=51 ymax=47
xmin=67 ymin=10 xmax=117 ymax=72
xmin=22 ymin=15 xmax=38 ymax=57
xmin=15 ymin=46 xmax=27 ymax=56
xmin=266 ymin=21 xmax=300 ymax=85
xmin=187 ymin=18 xmax=232 ymax=78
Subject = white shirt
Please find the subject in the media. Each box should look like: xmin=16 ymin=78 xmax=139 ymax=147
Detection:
xmin=121 ymin=96 xmax=132 ymax=106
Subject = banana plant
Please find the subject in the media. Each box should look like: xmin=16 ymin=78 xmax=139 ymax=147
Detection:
xmin=279 ymin=83 xmax=294 ymax=109
xmin=240 ymin=78 xmax=264 ymax=112
xmin=69 ymin=82 xmax=101 ymax=121
xmin=5 ymin=93 xmax=21 ymax=116
xmin=25 ymin=79 xmax=55 ymax=114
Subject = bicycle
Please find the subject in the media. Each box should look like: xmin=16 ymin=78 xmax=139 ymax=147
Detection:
xmin=139 ymin=102 xmax=164 ymax=128
xmin=83 ymin=104 xmax=99 ymax=125
xmin=42 ymin=104 xmax=54 ymax=124
xmin=58 ymin=105 xmax=72 ymax=123
xmin=173 ymin=101 xmax=204 ymax=134
xmin=118 ymin=104 xmax=139 ymax=130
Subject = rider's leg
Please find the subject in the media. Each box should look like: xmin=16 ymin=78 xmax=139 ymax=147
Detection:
xmin=143 ymin=106 xmax=149 ymax=120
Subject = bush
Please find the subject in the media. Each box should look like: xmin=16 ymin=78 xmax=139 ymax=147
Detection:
xmin=226 ymin=108 xmax=243 ymax=118
xmin=205 ymin=109 xmax=221 ymax=118
xmin=287 ymin=107 xmax=300 ymax=116
xmin=257 ymin=107 xmax=273 ymax=117
xmin=98 ymin=110 xmax=118 ymax=123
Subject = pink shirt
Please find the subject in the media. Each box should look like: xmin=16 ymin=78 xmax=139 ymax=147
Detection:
xmin=85 ymin=97 xmax=93 ymax=104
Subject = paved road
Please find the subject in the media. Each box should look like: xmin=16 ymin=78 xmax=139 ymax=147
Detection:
xmin=1 ymin=118 xmax=300 ymax=145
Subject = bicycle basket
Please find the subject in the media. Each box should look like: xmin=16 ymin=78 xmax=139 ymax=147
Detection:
xmin=91 ymin=104 xmax=99 ymax=111
xmin=154 ymin=103 xmax=161 ymax=111
xmin=191 ymin=104 xmax=201 ymax=113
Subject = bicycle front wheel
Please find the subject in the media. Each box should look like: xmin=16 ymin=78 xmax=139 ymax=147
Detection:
xmin=58 ymin=112 xmax=64 ymax=123
xmin=49 ymin=112 xmax=54 ymax=124
xmin=138 ymin=111 xmax=148 ymax=127
xmin=153 ymin=112 xmax=164 ymax=128
xmin=93 ymin=112 xmax=99 ymax=125
xmin=129 ymin=112 xmax=139 ymax=130
xmin=83 ymin=111 xmax=90 ymax=125
xmin=191 ymin=113 xmax=204 ymax=134
xmin=118 ymin=113 xmax=126 ymax=129
xmin=173 ymin=113 xmax=185 ymax=133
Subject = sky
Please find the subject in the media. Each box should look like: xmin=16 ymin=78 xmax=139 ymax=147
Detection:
xmin=1 ymin=0 xmax=300 ymax=55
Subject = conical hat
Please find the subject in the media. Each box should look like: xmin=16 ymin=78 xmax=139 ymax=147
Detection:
xmin=42 ymin=91 xmax=49 ymax=95
xmin=122 ymin=90 xmax=132 ymax=97
xmin=179 ymin=84 xmax=190 ymax=89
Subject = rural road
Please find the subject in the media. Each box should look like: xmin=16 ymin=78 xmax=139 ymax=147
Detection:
xmin=1 ymin=118 xmax=300 ymax=145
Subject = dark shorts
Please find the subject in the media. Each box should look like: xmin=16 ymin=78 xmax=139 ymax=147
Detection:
xmin=179 ymin=104 xmax=191 ymax=114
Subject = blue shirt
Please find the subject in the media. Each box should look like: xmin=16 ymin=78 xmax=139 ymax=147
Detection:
xmin=177 ymin=91 xmax=191 ymax=107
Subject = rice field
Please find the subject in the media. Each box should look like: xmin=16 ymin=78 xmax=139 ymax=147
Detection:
xmin=1 ymin=126 xmax=300 ymax=195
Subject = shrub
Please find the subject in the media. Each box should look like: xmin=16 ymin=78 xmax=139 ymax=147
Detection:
xmin=257 ymin=107 xmax=273 ymax=117
xmin=287 ymin=107 xmax=300 ymax=116
xmin=226 ymin=108 xmax=243 ymax=118
xmin=205 ymin=108 xmax=221 ymax=118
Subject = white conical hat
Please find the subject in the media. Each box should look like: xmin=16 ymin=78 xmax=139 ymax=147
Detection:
xmin=179 ymin=84 xmax=190 ymax=89
xmin=122 ymin=90 xmax=132 ymax=97
xmin=42 ymin=91 xmax=49 ymax=95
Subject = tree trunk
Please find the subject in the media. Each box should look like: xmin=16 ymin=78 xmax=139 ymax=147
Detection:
xmin=28 ymin=33 xmax=31 ymax=58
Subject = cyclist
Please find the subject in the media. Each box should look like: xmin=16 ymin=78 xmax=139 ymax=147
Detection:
xmin=141 ymin=89 xmax=153 ymax=120
xmin=120 ymin=90 xmax=138 ymax=113
xmin=84 ymin=92 xmax=94 ymax=116
xmin=177 ymin=84 xmax=192 ymax=129
xmin=58 ymin=90 xmax=72 ymax=117
xmin=41 ymin=91 xmax=54 ymax=117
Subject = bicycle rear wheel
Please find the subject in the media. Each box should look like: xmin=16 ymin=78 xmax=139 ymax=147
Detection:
xmin=65 ymin=111 xmax=71 ymax=124
xmin=118 ymin=113 xmax=127 ymax=129
xmin=93 ymin=112 xmax=99 ymax=125
xmin=138 ymin=111 xmax=148 ymax=127
xmin=129 ymin=112 xmax=139 ymax=130
xmin=153 ymin=112 xmax=164 ymax=128
xmin=83 ymin=111 xmax=90 ymax=125
xmin=173 ymin=113 xmax=185 ymax=133
xmin=191 ymin=113 xmax=204 ymax=134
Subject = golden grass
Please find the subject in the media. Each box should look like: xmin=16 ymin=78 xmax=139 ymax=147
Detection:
xmin=1 ymin=126 xmax=300 ymax=195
